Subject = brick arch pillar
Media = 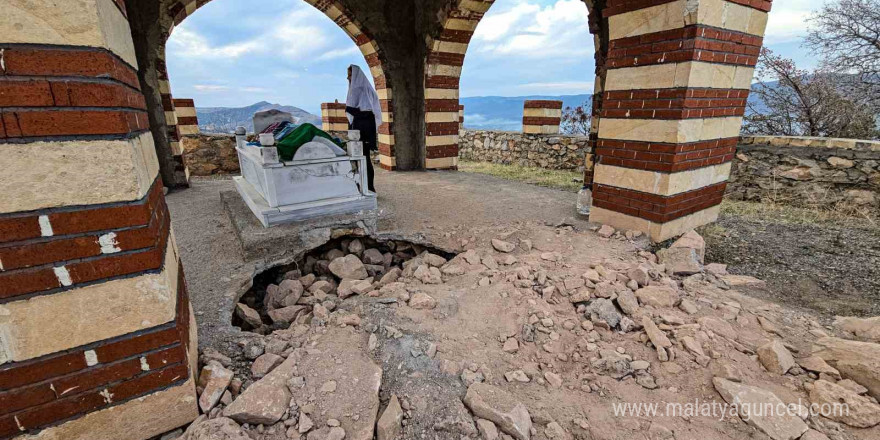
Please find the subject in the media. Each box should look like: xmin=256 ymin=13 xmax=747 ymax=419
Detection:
xmin=423 ymin=0 xmax=495 ymax=170
xmin=0 ymin=0 xmax=199 ymax=438
xmin=589 ymin=0 xmax=771 ymax=241
xmin=425 ymin=0 xmax=600 ymax=169
xmin=154 ymin=0 xmax=398 ymax=170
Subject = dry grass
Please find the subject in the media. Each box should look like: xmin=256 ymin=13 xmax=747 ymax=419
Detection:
xmin=458 ymin=160 xmax=878 ymax=229
xmin=720 ymin=199 xmax=878 ymax=230
xmin=458 ymin=160 xmax=582 ymax=192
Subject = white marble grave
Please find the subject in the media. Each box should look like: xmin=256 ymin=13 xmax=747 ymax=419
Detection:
xmin=233 ymin=127 xmax=377 ymax=227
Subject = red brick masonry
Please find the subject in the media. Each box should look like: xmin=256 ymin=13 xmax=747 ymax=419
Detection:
xmin=0 ymin=262 xmax=192 ymax=439
xmin=607 ymin=25 xmax=763 ymax=70
xmin=523 ymin=100 xmax=563 ymax=109
xmin=601 ymin=88 xmax=750 ymax=120
xmin=0 ymin=46 xmax=148 ymax=140
xmin=0 ymin=179 xmax=170 ymax=301
xmin=596 ymin=137 xmax=737 ymax=172
xmin=593 ymin=182 xmax=727 ymax=223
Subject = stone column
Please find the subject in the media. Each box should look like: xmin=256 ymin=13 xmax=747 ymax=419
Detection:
xmin=523 ymin=100 xmax=563 ymax=134
xmin=173 ymin=98 xmax=200 ymax=136
xmin=589 ymin=0 xmax=770 ymax=241
xmin=321 ymin=102 xmax=349 ymax=132
xmin=423 ymin=1 xmax=495 ymax=170
xmin=0 ymin=1 xmax=199 ymax=438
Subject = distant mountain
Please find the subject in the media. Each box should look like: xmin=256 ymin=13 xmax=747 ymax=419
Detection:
xmin=196 ymin=101 xmax=321 ymax=134
xmin=461 ymin=94 xmax=592 ymax=131
xmin=461 ymin=87 xmax=772 ymax=131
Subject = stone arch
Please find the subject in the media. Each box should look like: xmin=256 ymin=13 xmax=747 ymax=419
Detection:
xmin=429 ymin=0 xmax=772 ymax=241
xmin=138 ymin=0 xmax=398 ymax=186
xmin=424 ymin=0 xmax=603 ymax=169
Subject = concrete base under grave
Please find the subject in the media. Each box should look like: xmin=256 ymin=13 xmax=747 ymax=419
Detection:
xmin=232 ymin=176 xmax=378 ymax=228
xmin=220 ymin=189 xmax=382 ymax=262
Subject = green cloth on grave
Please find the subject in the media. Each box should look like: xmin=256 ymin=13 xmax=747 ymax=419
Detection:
xmin=274 ymin=123 xmax=345 ymax=161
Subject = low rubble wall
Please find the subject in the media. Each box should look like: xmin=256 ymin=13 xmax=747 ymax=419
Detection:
xmin=179 ymin=133 xmax=880 ymax=214
xmin=458 ymin=130 xmax=589 ymax=170
xmin=729 ymin=136 xmax=880 ymax=211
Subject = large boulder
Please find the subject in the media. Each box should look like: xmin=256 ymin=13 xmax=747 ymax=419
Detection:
xmin=223 ymin=356 xmax=297 ymax=424
xmin=277 ymin=279 xmax=304 ymax=307
xmin=267 ymin=305 xmax=307 ymax=325
xmin=491 ymin=239 xmax=516 ymax=253
xmin=329 ymin=255 xmax=368 ymax=280
xmin=669 ymin=230 xmax=705 ymax=262
xmin=297 ymin=328 xmax=383 ymax=440
xmin=757 ymin=340 xmax=796 ymax=375
xmin=376 ymin=395 xmax=403 ymax=440
xmin=463 ymin=383 xmax=532 ymax=440
xmin=234 ymin=303 xmax=262 ymax=329
xmin=584 ymin=298 xmax=622 ymax=328
xmin=713 ymin=378 xmax=808 ymax=440
xmin=809 ymin=380 xmax=880 ymax=428
xmin=198 ymin=362 xmax=234 ymax=413
xmin=812 ymin=337 xmax=880 ymax=400
xmin=657 ymin=247 xmax=703 ymax=275
xmin=635 ymin=286 xmax=680 ymax=308
xmin=833 ymin=316 xmax=880 ymax=342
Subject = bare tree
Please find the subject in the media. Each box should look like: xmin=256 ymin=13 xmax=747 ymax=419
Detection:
xmin=560 ymin=102 xmax=591 ymax=135
xmin=743 ymin=49 xmax=879 ymax=139
xmin=806 ymin=0 xmax=880 ymax=104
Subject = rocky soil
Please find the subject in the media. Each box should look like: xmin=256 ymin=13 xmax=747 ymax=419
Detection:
xmin=701 ymin=216 xmax=880 ymax=317
xmin=154 ymin=224 xmax=880 ymax=440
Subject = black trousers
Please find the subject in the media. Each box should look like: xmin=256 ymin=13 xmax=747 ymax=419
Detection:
xmin=347 ymin=107 xmax=377 ymax=192
xmin=364 ymin=154 xmax=375 ymax=192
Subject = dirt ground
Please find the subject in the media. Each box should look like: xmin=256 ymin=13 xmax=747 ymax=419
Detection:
xmin=700 ymin=215 xmax=880 ymax=318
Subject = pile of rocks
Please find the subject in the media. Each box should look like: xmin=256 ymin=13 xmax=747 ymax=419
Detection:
xmin=234 ymin=238 xmax=449 ymax=334
xmin=160 ymin=225 xmax=880 ymax=440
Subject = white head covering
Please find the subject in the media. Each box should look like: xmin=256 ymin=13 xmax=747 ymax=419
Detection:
xmin=345 ymin=65 xmax=383 ymax=128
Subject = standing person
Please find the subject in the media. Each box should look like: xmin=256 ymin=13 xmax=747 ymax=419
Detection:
xmin=345 ymin=65 xmax=382 ymax=192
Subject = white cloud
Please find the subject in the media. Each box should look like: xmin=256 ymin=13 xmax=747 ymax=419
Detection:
xmin=193 ymin=84 xmax=231 ymax=92
xmin=168 ymin=7 xmax=337 ymax=60
xmin=474 ymin=2 xmax=541 ymax=42
xmin=763 ymin=0 xmax=816 ymax=44
xmin=168 ymin=26 xmax=261 ymax=58
xmin=472 ymin=0 xmax=593 ymax=58
xmin=315 ymin=46 xmax=361 ymax=62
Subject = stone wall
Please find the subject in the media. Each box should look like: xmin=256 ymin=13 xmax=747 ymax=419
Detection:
xmin=181 ymin=134 xmax=240 ymax=175
xmin=458 ymin=130 xmax=589 ymax=170
xmin=729 ymin=136 xmax=880 ymax=211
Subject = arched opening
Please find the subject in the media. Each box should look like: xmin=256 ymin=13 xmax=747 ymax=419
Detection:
xmin=428 ymin=0 xmax=766 ymax=241
xmin=458 ymin=0 xmax=597 ymax=132
xmin=424 ymin=0 xmax=605 ymax=175
xmin=125 ymin=0 xmax=397 ymax=188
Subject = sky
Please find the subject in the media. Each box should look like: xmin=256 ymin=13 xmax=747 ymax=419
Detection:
xmin=165 ymin=0 xmax=821 ymax=114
